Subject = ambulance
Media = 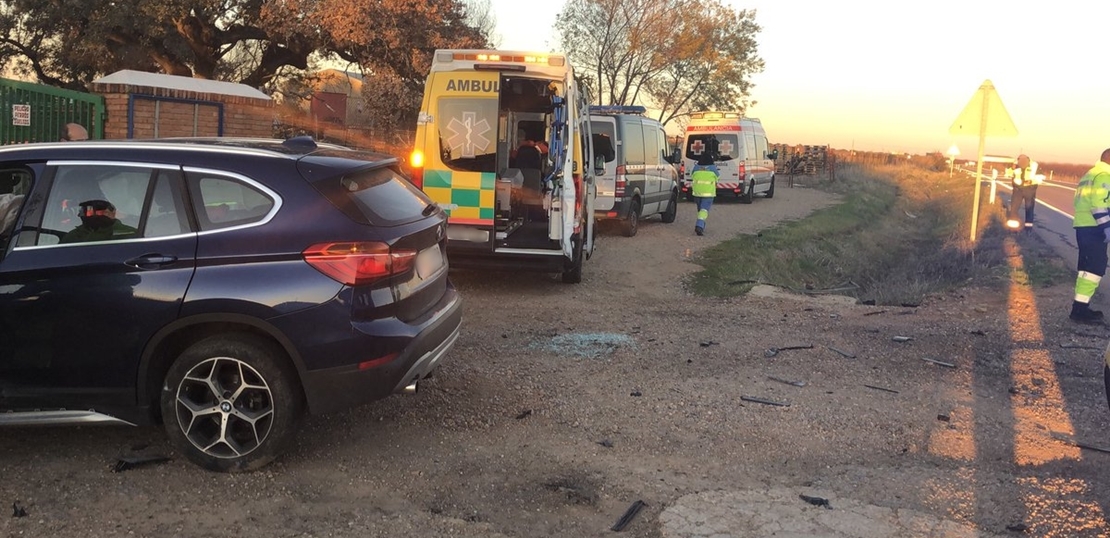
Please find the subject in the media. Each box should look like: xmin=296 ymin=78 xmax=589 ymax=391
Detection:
xmin=409 ymin=50 xmax=596 ymax=283
xmin=680 ymin=112 xmax=777 ymax=204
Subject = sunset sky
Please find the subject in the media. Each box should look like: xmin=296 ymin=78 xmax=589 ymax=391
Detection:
xmin=488 ymin=0 xmax=1110 ymax=165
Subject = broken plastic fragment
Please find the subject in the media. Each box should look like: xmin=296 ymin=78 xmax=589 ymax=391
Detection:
xmin=610 ymin=500 xmax=647 ymax=531
xmin=799 ymin=494 xmax=832 ymax=509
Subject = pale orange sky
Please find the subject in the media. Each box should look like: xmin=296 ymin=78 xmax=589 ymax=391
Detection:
xmin=489 ymin=0 xmax=1110 ymax=165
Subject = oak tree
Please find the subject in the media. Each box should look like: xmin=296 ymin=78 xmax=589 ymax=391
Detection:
xmin=0 ymin=0 xmax=488 ymax=95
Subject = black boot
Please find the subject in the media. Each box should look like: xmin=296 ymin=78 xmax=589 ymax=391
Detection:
xmin=1070 ymin=301 xmax=1105 ymax=324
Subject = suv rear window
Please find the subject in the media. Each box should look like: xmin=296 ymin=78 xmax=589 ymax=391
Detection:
xmin=318 ymin=166 xmax=434 ymax=227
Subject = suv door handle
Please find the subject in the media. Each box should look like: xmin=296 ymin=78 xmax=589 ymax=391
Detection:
xmin=125 ymin=254 xmax=178 ymax=269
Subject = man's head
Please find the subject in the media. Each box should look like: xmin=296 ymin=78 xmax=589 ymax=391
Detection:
xmin=61 ymin=123 xmax=88 ymax=142
xmin=1016 ymin=154 xmax=1030 ymax=168
xmin=1101 ymin=148 xmax=1110 ymax=164
xmin=77 ymin=199 xmax=116 ymax=229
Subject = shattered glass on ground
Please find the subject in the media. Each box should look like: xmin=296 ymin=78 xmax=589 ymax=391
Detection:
xmin=530 ymin=332 xmax=635 ymax=359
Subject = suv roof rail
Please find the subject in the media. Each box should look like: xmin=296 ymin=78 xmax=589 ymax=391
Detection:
xmin=589 ymin=105 xmax=647 ymax=116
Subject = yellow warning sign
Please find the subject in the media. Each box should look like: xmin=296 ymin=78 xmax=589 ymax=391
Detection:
xmin=949 ymin=79 xmax=1017 ymax=137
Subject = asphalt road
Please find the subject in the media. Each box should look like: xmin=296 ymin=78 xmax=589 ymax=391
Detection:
xmin=992 ymin=179 xmax=1079 ymax=265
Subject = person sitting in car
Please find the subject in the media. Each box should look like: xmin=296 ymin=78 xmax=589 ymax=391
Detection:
xmin=60 ymin=199 xmax=137 ymax=243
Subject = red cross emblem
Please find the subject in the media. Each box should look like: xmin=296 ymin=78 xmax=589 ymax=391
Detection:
xmin=718 ymin=140 xmax=733 ymax=156
xmin=690 ymin=139 xmax=705 ymax=155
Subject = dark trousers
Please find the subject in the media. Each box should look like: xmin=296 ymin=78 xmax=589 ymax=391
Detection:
xmin=1008 ymin=184 xmax=1038 ymax=225
xmin=1076 ymin=226 xmax=1108 ymax=277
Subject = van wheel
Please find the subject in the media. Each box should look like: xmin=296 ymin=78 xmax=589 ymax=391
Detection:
xmin=661 ymin=192 xmax=678 ymax=223
xmin=740 ymin=180 xmax=754 ymax=204
xmin=766 ymin=177 xmax=775 ymax=199
xmin=562 ymin=231 xmax=584 ymax=283
xmin=623 ymin=200 xmax=640 ymax=237
xmin=161 ymin=333 xmax=304 ymax=473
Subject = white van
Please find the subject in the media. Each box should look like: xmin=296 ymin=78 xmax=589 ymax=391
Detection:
xmin=680 ymin=112 xmax=777 ymax=203
xmin=409 ymin=50 xmax=596 ymax=283
xmin=589 ymin=106 xmax=679 ymax=237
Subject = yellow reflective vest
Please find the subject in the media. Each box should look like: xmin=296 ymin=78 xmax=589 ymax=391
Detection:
xmin=1008 ymin=161 xmax=1041 ymax=186
xmin=691 ymin=165 xmax=719 ymax=198
xmin=1073 ymin=161 xmax=1110 ymax=228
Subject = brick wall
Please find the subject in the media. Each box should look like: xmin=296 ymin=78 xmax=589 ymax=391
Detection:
xmin=91 ymin=82 xmax=273 ymax=140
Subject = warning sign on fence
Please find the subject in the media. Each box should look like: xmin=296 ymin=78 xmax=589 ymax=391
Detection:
xmin=12 ymin=104 xmax=30 ymax=126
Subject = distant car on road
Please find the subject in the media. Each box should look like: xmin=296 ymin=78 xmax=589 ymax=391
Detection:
xmin=0 ymin=137 xmax=462 ymax=472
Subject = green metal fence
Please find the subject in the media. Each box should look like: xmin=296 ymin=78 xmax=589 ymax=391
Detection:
xmin=0 ymin=77 xmax=105 ymax=143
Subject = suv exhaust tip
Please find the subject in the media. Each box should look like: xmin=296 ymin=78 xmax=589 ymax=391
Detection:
xmin=399 ymin=381 xmax=418 ymax=395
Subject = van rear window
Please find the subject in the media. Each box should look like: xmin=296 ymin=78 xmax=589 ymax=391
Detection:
xmin=437 ymin=98 xmax=498 ymax=173
xmin=685 ymin=134 xmax=740 ymax=162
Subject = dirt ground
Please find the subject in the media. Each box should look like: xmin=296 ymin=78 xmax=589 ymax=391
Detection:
xmin=3 ymin=182 xmax=1109 ymax=537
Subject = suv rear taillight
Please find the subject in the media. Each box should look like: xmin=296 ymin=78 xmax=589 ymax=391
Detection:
xmin=304 ymin=242 xmax=416 ymax=286
xmin=615 ymin=165 xmax=627 ymax=197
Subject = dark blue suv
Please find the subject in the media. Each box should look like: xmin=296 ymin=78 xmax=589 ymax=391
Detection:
xmin=0 ymin=137 xmax=461 ymax=472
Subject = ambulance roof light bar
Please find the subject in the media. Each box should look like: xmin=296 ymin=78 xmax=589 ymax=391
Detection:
xmin=589 ymin=105 xmax=647 ymax=116
xmin=690 ymin=111 xmax=743 ymax=120
xmin=435 ymin=50 xmax=565 ymax=67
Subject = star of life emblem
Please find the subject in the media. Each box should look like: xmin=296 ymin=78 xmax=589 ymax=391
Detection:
xmin=446 ymin=111 xmax=491 ymax=159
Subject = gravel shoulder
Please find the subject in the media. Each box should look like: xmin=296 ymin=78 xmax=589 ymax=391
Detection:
xmin=2 ymin=184 xmax=1108 ymax=537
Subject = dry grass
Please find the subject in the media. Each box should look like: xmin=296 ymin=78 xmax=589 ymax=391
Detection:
xmin=688 ymin=163 xmax=1071 ymax=305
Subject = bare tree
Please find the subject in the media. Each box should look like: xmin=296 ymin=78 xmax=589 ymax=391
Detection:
xmin=555 ymin=0 xmax=763 ymax=124
xmin=464 ymin=0 xmax=499 ymax=48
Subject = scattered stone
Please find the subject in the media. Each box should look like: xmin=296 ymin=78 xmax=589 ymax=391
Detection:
xmin=11 ymin=502 xmax=27 ymax=518
xmin=892 ymin=335 xmax=913 ymax=343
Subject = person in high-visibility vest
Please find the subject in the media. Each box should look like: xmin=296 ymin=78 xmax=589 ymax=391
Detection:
xmin=690 ymin=153 xmax=719 ymax=236
xmin=1005 ymin=154 xmax=1043 ymax=231
xmin=1070 ymin=148 xmax=1110 ymax=324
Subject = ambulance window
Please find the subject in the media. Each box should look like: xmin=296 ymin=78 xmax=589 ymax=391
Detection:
xmin=623 ymin=119 xmax=645 ymax=165
xmin=436 ymin=98 xmax=498 ymax=173
xmin=756 ymin=135 xmax=769 ymax=159
xmin=687 ymin=134 xmax=739 ymax=162
xmin=744 ymin=133 xmax=757 ymax=161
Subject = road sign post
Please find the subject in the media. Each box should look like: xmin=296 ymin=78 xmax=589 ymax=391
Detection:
xmin=949 ymin=80 xmax=1018 ymax=242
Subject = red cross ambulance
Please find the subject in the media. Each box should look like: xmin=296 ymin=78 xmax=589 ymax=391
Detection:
xmin=680 ymin=112 xmax=777 ymax=204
